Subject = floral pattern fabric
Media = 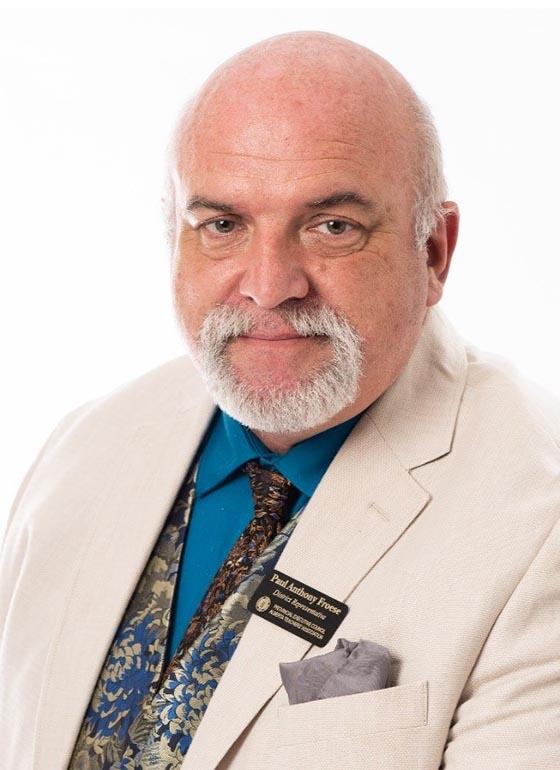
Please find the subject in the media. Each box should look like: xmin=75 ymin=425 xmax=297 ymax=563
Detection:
xmin=120 ymin=512 xmax=300 ymax=769
xmin=68 ymin=461 xmax=302 ymax=770
xmin=68 ymin=464 xmax=197 ymax=770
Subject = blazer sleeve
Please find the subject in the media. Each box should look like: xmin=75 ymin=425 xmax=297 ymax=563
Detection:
xmin=2 ymin=401 xmax=94 ymax=543
xmin=440 ymin=514 xmax=560 ymax=769
xmin=0 ymin=401 xmax=94 ymax=640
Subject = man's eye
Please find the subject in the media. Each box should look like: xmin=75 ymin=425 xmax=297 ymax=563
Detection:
xmin=205 ymin=219 xmax=237 ymax=234
xmin=316 ymin=220 xmax=354 ymax=235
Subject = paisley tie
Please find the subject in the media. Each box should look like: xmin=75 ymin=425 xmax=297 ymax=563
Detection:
xmin=166 ymin=460 xmax=296 ymax=667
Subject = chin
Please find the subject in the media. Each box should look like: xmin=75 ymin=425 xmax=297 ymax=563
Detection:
xmin=206 ymin=363 xmax=359 ymax=435
xmin=231 ymin=369 xmax=313 ymax=395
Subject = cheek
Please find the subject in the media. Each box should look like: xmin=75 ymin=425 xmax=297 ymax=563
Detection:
xmin=172 ymin=234 xmax=238 ymax=322
xmin=171 ymin=251 xmax=216 ymax=341
xmin=315 ymin=247 xmax=403 ymax=330
xmin=326 ymin=248 xmax=425 ymax=359
xmin=171 ymin=259 xmax=198 ymax=327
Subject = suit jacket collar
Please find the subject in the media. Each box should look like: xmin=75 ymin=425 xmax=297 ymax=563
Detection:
xmin=34 ymin=304 xmax=467 ymax=770
xmin=367 ymin=305 xmax=468 ymax=471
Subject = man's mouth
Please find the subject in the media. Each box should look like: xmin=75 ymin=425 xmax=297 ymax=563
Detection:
xmin=240 ymin=333 xmax=307 ymax=341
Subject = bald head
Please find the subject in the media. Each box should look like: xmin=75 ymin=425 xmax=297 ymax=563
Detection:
xmin=185 ymin=31 xmax=414 ymax=131
xmin=164 ymin=31 xmax=447 ymax=251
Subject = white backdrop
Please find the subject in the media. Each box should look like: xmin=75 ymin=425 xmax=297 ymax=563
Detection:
xmin=2 ymin=8 xmax=560 ymax=533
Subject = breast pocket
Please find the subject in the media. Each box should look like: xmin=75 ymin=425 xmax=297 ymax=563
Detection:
xmin=271 ymin=680 xmax=429 ymax=770
xmin=275 ymin=679 xmax=428 ymax=746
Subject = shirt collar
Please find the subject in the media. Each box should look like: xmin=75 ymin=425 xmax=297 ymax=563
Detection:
xmin=196 ymin=408 xmax=362 ymax=499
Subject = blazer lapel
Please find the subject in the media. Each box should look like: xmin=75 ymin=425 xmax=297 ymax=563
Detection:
xmin=33 ymin=375 xmax=217 ymax=770
xmin=182 ymin=306 xmax=468 ymax=770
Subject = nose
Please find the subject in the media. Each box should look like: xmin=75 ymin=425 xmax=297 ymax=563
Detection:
xmin=238 ymin=229 xmax=310 ymax=309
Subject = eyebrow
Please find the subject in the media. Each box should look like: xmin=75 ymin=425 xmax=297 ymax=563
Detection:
xmin=183 ymin=190 xmax=376 ymax=215
xmin=307 ymin=191 xmax=375 ymax=212
xmin=184 ymin=196 xmax=236 ymax=214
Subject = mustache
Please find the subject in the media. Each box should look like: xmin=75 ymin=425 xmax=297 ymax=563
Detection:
xmin=198 ymin=301 xmax=363 ymax=346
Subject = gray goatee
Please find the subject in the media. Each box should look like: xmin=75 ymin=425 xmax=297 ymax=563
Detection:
xmin=191 ymin=302 xmax=364 ymax=434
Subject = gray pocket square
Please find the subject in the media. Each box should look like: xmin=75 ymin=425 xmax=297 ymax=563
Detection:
xmin=279 ymin=638 xmax=392 ymax=705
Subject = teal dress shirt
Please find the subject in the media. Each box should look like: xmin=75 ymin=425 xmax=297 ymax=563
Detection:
xmin=167 ymin=408 xmax=362 ymax=660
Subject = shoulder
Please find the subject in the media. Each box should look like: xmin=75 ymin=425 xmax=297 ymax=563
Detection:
xmin=53 ymin=352 xmax=211 ymax=457
xmin=461 ymin=338 xmax=560 ymax=454
xmin=4 ymin=354 xmax=209 ymax=536
xmin=407 ymin=314 xmax=560 ymax=544
xmin=54 ymin=353 xmax=207 ymax=439
xmin=430 ymin=335 xmax=560 ymax=538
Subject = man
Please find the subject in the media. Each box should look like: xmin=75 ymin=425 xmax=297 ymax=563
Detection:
xmin=1 ymin=29 xmax=559 ymax=770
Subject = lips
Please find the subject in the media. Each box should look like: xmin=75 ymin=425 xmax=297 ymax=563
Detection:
xmin=240 ymin=333 xmax=306 ymax=341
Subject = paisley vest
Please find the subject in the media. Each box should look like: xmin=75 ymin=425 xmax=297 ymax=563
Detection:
xmin=68 ymin=462 xmax=302 ymax=770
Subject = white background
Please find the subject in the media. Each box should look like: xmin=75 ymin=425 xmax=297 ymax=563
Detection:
xmin=2 ymin=7 xmax=560 ymax=533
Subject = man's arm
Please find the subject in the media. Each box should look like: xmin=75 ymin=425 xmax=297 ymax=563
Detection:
xmin=2 ymin=401 xmax=93 ymax=543
xmin=441 ymin=514 xmax=560 ymax=769
xmin=1 ymin=401 xmax=94 ymax=641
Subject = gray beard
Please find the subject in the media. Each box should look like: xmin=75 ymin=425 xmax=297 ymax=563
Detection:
xmin=191 ymin=302 xmax=364 ymax=434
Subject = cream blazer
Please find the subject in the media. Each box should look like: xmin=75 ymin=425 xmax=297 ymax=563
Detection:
xmin=2 ymin=305 xmax=560 ymax=770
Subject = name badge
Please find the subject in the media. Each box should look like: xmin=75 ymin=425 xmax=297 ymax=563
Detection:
xmin=248 ymin=569 xmax=348 ymax=647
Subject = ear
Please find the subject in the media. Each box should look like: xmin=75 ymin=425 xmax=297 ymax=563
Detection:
xmin=425 ymin=202 xmax=459 ymax=307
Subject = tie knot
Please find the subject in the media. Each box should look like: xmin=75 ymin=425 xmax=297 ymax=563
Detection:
xmin=242 ymin=460 xmax=295 ymax=522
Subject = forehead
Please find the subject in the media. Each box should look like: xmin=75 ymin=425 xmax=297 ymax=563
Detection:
xmin=174 ymin=79 xmax=414 ymax=210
